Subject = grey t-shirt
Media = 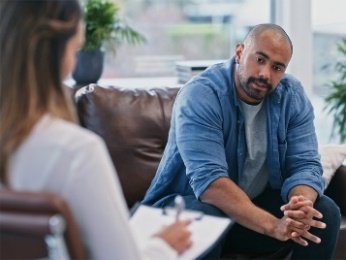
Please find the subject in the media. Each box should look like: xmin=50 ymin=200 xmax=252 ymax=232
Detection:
xmin=238 ymin=100 xmax=268 ymax=199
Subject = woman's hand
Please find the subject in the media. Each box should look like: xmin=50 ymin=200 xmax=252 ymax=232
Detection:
xmin=154 ymin=219 xmax=192 ymax=254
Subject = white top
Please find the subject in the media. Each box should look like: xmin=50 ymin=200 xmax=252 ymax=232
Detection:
xmin=8 ymin=114 xmax=177 ymax=260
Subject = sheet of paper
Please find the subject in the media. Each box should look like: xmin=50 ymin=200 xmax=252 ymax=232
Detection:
xmin=129 ymin=205 xmax=232 ymax=260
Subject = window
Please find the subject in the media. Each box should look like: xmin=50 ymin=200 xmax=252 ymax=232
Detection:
xmin=312 ymin=0 xmax=346 ymax=93
xmin=103 ymin=0 xmax=270 ymax=78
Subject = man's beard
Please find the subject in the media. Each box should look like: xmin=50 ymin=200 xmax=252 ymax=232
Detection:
xmin=240 ymin=76 xmax=273 ymax=101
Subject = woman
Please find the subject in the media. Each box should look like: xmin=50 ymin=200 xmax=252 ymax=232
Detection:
xmin=0 ymin=0 xmax=191 ymax=259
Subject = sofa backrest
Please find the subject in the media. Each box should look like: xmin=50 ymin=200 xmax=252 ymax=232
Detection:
xmin=75 ymin=85 xmax=179 ymax=207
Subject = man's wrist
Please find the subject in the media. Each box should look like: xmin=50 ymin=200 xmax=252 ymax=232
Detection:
xmin=260 ymin=214 xmax=279 ymax=238
xmin=288 ymin=185 xmax=318 ymax=204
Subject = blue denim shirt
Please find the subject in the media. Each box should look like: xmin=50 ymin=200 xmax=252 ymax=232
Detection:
xmin=143 ymin=58 xmax=324 ymax=206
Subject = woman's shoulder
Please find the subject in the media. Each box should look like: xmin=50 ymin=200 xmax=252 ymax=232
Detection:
xmin=9 ymin=114 xmax=110 ymax=191
xmin=33 ymin=114 xmax=104 ymax=152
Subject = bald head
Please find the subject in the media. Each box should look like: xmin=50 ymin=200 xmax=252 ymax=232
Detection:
xmin=234 ymin=23 xmax=293 ymax=104
xmin=243 ymin=24 xmax=293 ymax=55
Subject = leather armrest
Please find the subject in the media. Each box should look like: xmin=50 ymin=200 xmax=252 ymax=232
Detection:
xmin=325 ymin=165 xmax=346 ymax=216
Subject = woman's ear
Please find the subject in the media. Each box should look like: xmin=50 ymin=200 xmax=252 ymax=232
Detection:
xmin=235 ymin=43 xmax=244 ymax=64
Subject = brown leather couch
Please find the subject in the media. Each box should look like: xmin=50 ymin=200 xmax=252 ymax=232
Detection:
xmin=75 ymin=84 xmax=346 ymax=259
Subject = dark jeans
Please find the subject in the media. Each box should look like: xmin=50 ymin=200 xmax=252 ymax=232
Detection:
xmin=159 ymin=189 xmax=341 ymax=259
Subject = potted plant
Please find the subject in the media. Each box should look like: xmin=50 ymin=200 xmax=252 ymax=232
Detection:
xmin=324 ymin=38 xmax=346 ymax=143
xmin=72 ymin=0 xmax=145 ymax=85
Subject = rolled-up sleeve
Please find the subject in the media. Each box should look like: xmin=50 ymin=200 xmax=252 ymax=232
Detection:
xmin=281 ymin=85 xmax=324 ymax=202
xmin=174 ymin=83 xmax=229 ymax=198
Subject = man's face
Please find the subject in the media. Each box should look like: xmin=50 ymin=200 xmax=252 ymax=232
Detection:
xmin=234 ymin=32 xmax=292 ymax=104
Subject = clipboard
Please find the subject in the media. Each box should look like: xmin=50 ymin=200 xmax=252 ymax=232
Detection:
xmin=129 ymin=204 xmax=233 ymax=260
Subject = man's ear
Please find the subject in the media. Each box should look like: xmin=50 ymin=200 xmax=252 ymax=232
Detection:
xmin=235 ymin=43 xmax=244 ymax=64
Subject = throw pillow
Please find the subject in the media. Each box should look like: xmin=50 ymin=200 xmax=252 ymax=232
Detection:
xmin=319 ymin=144 xmax=346 ymax=189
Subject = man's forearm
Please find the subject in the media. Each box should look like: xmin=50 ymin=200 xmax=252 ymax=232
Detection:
xmin=201 ymin=178 xmax=315 ymax=244
xmin=200 ymin=177 xmax=278 ymax=236
xmin=288 ymin=185 xmax=318 ymax=204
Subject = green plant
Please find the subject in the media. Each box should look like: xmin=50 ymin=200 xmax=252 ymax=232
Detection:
xmin=324 ymin=39 xmax=346 ymax=143
xmin=82 ymin=0 xmax=145 ymax=52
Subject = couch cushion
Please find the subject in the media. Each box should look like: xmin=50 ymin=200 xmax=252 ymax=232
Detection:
xmin=319 ymin=144 xmax=346 ymax=189
xmin=75 ymin=85 xmax=179 ymax=207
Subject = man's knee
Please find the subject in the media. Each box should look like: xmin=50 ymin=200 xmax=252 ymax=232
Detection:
xmin=315 ymin=195 xmax=341 ymax=230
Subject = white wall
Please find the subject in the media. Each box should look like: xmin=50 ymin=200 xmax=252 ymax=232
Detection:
xmin=274 ymin=0 xmax=313 ymax=95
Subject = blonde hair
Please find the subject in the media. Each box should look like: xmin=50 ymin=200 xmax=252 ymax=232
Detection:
xmin=0 ymin=0 xmax=82 ymax=183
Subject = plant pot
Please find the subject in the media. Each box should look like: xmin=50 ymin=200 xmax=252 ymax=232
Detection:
xmin=72 ymin=50 xmax=104 ymax=86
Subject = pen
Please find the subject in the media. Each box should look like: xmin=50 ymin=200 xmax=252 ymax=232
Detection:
xmin=174 ymin=195 xmax=185 ymax=222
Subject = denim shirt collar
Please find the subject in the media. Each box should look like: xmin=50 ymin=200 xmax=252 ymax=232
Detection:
xmin=229 ymin=57 xmax=242 ymax=108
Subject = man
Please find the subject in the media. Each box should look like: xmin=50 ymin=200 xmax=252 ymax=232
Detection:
xmin=143 ymin=24 xmax=341 ymax=259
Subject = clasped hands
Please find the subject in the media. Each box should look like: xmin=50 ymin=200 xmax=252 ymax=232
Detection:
xmin=278 ymin=195 xmax=326 ymax=246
